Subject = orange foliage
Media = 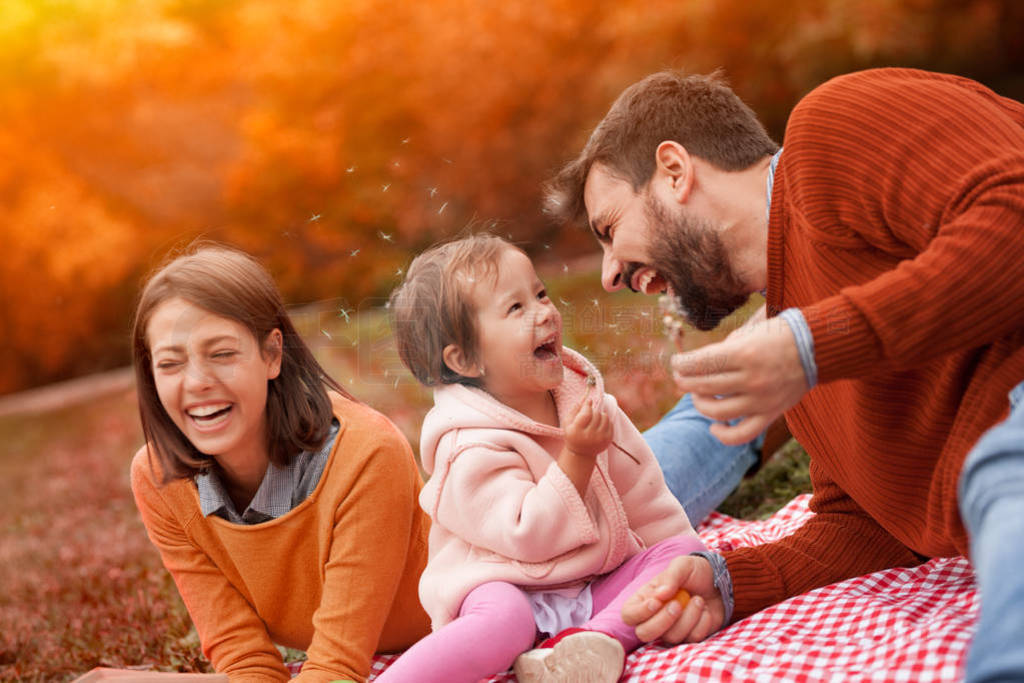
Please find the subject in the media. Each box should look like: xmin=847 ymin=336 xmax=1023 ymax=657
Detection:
xmin=0 ymin=0 xmax=1021 ymax=393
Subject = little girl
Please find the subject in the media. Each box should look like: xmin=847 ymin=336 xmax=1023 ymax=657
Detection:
xmin=384 ymin=234 xmax=709 ymax=683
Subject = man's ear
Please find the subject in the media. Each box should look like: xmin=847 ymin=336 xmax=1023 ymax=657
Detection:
xmin=264 ymin=328 xmax=284 ymax=380
xmin=654 ymin=141 xmax=695 ymax=204
xmin=442 ymin=343 xmax=481 ymax=378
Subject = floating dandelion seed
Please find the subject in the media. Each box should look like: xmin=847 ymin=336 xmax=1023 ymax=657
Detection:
xmin=350 ymin=248 xmax=360 ymax=257
xmin=429 ymin=187 xmax=438 ymax=197
xmin=384 ymin=369 xmax=390 ymax=378
xmin=385 ymin=301 xmax=391 ymax=309
xmin=401 ymin=137 xmax=410 ymax=144
xmin=558 ymin=297 xmax=572 ymax=307
xmin=591 ymin=299 xmax=600 ymax=307
xmin=393 ymin=376 xmax=400 ymax=389
xmin=309 ymin=213 xmax=321 ymax=222
xmin=378 ymin=231 xmax=394 ymax=242
xmin=438 ymin=202 xmax=448 ymax=215
xmin=640 ymin=310 xmax=650 ymax=317
xmin=337 ymin=307 xmax=353 ymax=323
xmin=393 ymin=161 xmax=400 ymax=168
xmin=382 ymin=183 xmax=391 ymax=192
xmin=321 ymin=329 xmax=332 ymax=340
xmin=562 ymin=264 xmax=569 ymax=273
xmin=542 ymin=243 xmax=551 ymax=250
xmin=346 ymin=166 xmax=356 ymax=173
xmin=396 ymin=267 xmax=404 ymax=277
xmin=442 ymin=157 xmax=453 ymax=164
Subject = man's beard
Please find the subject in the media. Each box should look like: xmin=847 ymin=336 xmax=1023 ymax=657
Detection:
xmin=629 ymin=195 xmax=750 ymax=331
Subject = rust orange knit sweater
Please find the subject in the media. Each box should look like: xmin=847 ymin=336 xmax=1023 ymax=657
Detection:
xmin=725 ymin=68 xmax=1024 ymax=621
xmin=131 ymin=394 xmax=431 ymax=682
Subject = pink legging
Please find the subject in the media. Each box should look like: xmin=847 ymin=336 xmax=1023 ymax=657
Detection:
xmin=377 ymin=533 xmax=706 ymax=683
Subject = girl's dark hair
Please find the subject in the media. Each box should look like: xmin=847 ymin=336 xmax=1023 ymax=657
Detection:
xmin=131 ymin=242 xmax=353 ymax=484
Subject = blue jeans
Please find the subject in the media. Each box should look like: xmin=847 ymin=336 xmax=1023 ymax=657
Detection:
xmin=959 ymin=381 xmax=1024 ymax=683
xmin=643 ymin=393 xmax=761 ymax=524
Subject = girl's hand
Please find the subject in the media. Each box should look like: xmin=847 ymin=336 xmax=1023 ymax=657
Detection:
xmin=564 ymin=390 xmax=613 ymax=459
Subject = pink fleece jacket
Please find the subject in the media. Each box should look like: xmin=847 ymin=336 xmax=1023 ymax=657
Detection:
xmin=417 ymin=347 xmax=696 ymax=629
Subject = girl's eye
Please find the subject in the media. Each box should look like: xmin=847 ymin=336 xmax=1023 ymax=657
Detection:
xmin=155 ymin=360 xmax=181 ymax=371
xmin=537 ymin=289 xmax=548 ymax=301
xmin=507 ymin=302 xmax=522 ymax=314
xmin=212 ymin=351 xmax=237 ymax=360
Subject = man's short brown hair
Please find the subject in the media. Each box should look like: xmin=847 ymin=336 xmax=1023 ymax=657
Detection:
xmin=389 ymin=233 xmax=516 ymax=388
xmin=545 ymin=70 xmax=779 ymax=227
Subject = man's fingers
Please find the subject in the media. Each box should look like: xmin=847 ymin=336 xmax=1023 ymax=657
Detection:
xmin=658 ymin=594 xmax=703 ymax=644
xmin=632 ymin=598 xmax=684 ymax=643
xmin=621 ymin=585 xmax=660 ymax=627
xmin=671 ymin=347 xmax=734 ymax=379
xmin=690 ymin=393 xmax=754 ymax=422
xmin=682 ymin=599 xmax=716 ymax=643
xmin=709 ymin=414 xmax=772 ymax=446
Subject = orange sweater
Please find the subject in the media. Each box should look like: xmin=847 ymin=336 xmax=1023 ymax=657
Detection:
xmin=726 ymin=68 xmax=1024 ymax=620
xmin=130 ymin=394 xmax=431 ymax=682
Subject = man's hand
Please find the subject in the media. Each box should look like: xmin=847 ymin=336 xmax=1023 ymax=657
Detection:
xmin=671 ymin=316 xmax=808 ymax=445
xmin=622 ymin=555 xmax=725 ymax=644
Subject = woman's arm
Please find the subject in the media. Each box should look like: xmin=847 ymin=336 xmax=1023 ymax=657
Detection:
xmin=294 ymin=425 xmax=426 ymax=682
xmin=130 ymin=451 xmax=290 ymax=682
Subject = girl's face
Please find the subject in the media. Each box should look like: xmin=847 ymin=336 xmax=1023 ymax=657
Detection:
xmin=466 ymin=248 xmax=564 ymax=405
xmin=146 ymin=297 xmax=282 ymax=467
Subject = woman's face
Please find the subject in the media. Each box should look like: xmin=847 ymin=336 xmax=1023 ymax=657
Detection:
xmin=146 ymin=297 xmax=281 ymax=466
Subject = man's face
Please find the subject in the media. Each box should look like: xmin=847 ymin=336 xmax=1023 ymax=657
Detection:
xmin=583 ymin=163 xmax=749 ymax=331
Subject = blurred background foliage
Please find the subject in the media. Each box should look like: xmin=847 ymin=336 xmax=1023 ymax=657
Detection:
xmin=1 ymin=0 xmax=1022 ymax=395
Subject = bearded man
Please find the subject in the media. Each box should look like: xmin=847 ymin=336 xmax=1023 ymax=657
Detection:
xmin=545 ymin=68 xmax=1024 ymax=682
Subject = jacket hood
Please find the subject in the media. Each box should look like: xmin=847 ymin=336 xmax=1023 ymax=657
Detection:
xmin=419 ymin=347 xmax=604 ymax=474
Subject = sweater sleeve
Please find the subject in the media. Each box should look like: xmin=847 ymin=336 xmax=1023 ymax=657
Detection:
xmin=129 ymin=451 xmax=290 ymax=682
xmin=294 ymin=426 xmax=422 ymax=683
xmin=722 ymin=456 xmax=922 ymax=621
xmin=785 ymin=70 xmax=1024 ymax=383
xmin=433 ymin=444 xmax=599 ymax=563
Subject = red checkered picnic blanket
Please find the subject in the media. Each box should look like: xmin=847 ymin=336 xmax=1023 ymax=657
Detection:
xmin=363 ymin=494 xmax=977 ymax=682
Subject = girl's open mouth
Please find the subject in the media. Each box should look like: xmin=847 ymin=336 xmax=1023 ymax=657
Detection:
xmin=533 ymin=340 xmax=559 ymax=361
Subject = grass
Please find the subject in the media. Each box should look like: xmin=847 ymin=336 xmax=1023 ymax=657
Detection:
xmin=0 ymin=262 xmax=810 ymax=681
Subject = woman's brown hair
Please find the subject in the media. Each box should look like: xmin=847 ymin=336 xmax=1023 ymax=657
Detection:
xmin=131 ymin=242 xmax=352 ymax=484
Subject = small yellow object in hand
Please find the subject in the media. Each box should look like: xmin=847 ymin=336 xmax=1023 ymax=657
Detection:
xmin=673 ymin=588 xmax=691 ymax=608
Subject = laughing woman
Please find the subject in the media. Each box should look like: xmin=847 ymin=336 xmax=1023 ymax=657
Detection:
xmin=128 ymin=244 xmax=430 ymax=682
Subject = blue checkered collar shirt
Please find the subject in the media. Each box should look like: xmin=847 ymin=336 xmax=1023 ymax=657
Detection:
xmin=195 ymin=418 xmax=339 ymax=525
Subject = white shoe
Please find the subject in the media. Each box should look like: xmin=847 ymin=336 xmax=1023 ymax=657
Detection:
xmin=513 ymin=631 xmax=625 ymax=682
